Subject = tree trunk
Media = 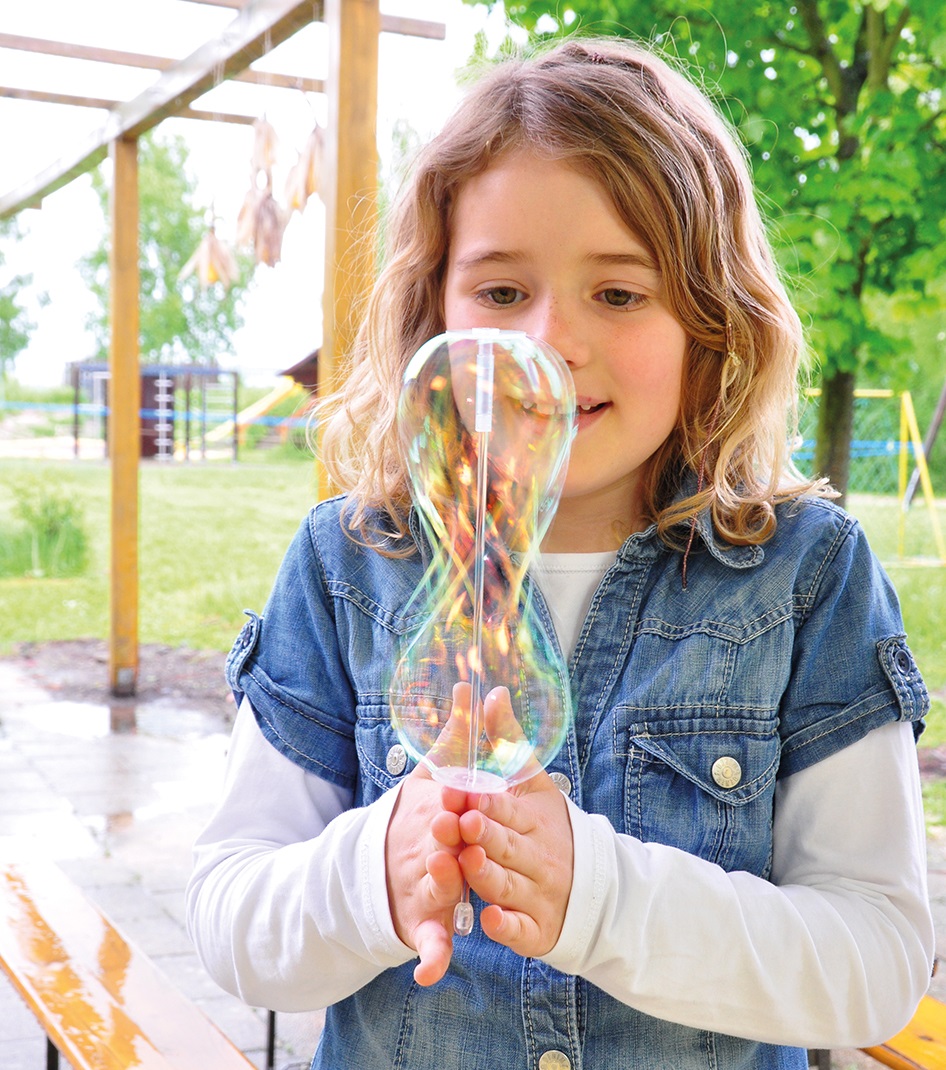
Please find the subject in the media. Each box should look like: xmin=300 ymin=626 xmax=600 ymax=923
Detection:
xmin=814 ymin=370 xmax=856 ymax=505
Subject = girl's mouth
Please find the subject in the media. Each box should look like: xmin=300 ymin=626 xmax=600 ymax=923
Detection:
xmin=575 ymin=399 xmax=608 ymax=428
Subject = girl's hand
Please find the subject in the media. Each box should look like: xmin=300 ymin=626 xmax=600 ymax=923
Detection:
xmin=457 ymin=687 xmax=574 ymax=957
xmin=385 ymin=764 xmax=464 ymax=986
xmin=384 ymin=683 xmax=473 ymax=987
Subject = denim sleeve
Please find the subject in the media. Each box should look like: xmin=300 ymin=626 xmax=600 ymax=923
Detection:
xmin=224 ymin=510 xmax=360 ymax=791
xmin=777 ymin=513 xmax=929 ymax=777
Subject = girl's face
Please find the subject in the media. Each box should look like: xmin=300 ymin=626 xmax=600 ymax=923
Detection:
xmin=442 ymin=151 xmax=687 ymax=551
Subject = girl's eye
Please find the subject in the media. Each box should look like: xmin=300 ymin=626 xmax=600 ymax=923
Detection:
xmin=478 ymin=286 xmax=523 ymax=307
xmin=599 ymin=288 xmax=645 ymax=308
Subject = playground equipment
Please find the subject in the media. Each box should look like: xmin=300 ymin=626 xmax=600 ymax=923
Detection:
xmin=797 ymin=388 xmax=945 ymax=565
xmin=70 ymin=362 xmax=239 ymax=461
xmin=204 ymin=376 xmax=306 ymax=447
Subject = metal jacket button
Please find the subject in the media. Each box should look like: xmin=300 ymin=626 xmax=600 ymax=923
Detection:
xmin=386 ymin=744 xmax=407 ymax=776
xmin=549 ymin=771 xmax=572 ymax=797
xmin=538 ymin=1051 xmax=571 ymax=1070
xmin=712 ymin=756 xmax=742 ymax=789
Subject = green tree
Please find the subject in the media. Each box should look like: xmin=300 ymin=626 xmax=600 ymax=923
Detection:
xmin=465 ymin=0 xmax=946 ymax=500
xmin=0 ymin=216 xmax=37 ymax=381
xmin=79 ymin=130 xmax=253 ymax=366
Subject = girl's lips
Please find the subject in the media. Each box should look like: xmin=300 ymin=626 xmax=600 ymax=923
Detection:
xmin=575 ymin=399 xmax=608 ymax=430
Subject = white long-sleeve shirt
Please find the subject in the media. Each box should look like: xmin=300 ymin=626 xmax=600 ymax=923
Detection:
xmin=186 ymin=701 xmax=933 ymax=1048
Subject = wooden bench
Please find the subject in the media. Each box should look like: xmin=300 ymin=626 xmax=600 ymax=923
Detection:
xmin=7 ymin=857 xmax=940 ymax=1070
xmin=808 ymin=994 xmax=946 ymax=1069
xmin=861 ymin=994 xmax=946 ymax=1069
xmin=0 ymin=859 xmax=269 ymax=1070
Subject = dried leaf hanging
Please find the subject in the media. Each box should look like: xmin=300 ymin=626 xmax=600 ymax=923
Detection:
xmin=236 ymin=174 xmax=286 ymax=266
xmin=285 ymin=123 xmax=324 ymax=215
xmin=237 ymin=116 xmax=289 ymax=266
xmin=250 ymin=117 xmax=279 ymax=176
xmin=180 ymin=226 xmax=239 ymax=290
xmin=254 ymin=189 xmax=287 ymax=267
xmin=236 ymin=182 xmax=267 ymax=249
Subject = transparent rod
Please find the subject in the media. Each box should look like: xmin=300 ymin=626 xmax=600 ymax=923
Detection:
xmin=453 ymin=339 xmax=494 ymax=938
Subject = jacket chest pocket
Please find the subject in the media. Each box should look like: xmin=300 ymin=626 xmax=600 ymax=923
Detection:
xmin=616 ymin=717 xmax=780 ymax=877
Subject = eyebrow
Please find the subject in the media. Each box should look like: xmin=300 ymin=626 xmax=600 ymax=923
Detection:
xmin=452 ymin=249 xmax=661 ymax=274
xmin=586 ymin=251 xmax=660 ymax=274
xmin=451 ymin=250 xmax=523 ymax=272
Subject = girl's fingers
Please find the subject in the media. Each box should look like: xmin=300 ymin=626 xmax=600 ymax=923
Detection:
xmin=482 ymin=686 xmax=544 ymax=784
xmin=410 ymin=853 xmax=464 ymax=986
xmin=440 ymin=784 xmax=470 ymax=815
xmin=425 ymin=849 xmax=463 ymax=901
xmin=479 ymin=902 xmax=538 ymax=948
xmin=412 ymin=917 xmax=454 ymax=986
xmin=458 ymin=842 xmax=519 ymax=904
xmin=430 ymin=808 xmax=462 ymax=848
xmin=460 ymin=771 xmax=564 ymax=849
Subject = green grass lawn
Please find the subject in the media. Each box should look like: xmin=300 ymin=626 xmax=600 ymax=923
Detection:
xmin=847 ymin=492 xmax=946 ymax=823
xmin=0 ymin=457 xmax=317 ymax=653
xmin=1 ymin=461 xmax=944 ymax=802
xmin=847 ymin=493 xmax=946 ymax=738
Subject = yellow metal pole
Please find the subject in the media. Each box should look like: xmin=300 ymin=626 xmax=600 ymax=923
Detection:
xmin=898 ymin=394 xmax=909 ymax=560
xmin=316 ymin=0 xmax=380 ymax=500
xmin=109 ymin=135 xmax=140 ymax=696
xmin=901 ymin=391 xmax=946 ymax=563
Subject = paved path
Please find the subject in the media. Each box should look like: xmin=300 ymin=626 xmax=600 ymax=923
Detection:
xmin=2 ymin=656 xmax=945 ymax=1070
xmin=0 ymin=659 xmax=321 ymax=1069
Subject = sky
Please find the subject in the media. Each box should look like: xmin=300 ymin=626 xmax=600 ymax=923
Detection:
xmin=0 ymin=0 xmax=508 ymax=386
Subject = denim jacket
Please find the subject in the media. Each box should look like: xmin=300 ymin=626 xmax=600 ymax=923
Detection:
xmin=226 ymin=494 xmax=927 ymax=1070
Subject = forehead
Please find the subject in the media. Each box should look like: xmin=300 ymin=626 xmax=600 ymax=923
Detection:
xmin=447 ymin=151 xmax=652 ymax=260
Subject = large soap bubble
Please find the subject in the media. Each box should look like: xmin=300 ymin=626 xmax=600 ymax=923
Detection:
xmin=389 ymin=329 xmax=576 ymax=794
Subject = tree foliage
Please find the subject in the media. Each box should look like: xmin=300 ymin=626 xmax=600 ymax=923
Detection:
xmin=464 ymin=0 xmax=946 ymax=497
xmin=79 ymin=130 xmax=254 ymax=366
xmin=0 ymin=216 xmax=37 ymax=378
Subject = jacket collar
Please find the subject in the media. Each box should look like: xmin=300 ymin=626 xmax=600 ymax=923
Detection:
xmin=405 ymin=484 xmax=764 ymax=572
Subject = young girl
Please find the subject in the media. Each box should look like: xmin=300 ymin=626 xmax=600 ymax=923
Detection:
xmin=187 ymin=37 xmax=934 ymax=1069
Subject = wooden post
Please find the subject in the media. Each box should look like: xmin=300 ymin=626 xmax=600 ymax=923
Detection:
xmin=109 ymin=136 xmax=140 ymax=697
xmin=317 ymin=0 xmax=380 ymax=499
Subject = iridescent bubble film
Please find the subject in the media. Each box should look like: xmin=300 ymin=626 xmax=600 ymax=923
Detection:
xmin=389 ymin=330 xmax=576 ymax=791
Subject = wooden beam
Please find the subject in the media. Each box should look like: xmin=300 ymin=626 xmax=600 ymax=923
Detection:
xmin=177 ymin=0 xmax=253 ymax=7
xmin=0 ymin=87 xmax=259 ymax=125
xmin=0 ymin=0 xmax=323 ymax=220
xmin=380 ymin=15 xmax=446 ymax=40
xmin=316 ymin=0 xmax=379 ymax=499
xmin=0 ymin=32 xmax=325 ymax=93
xmin=108 ymin=136 xmax=140 ymax=698
xmin=0 ymin=87 xmax=117 ymax=111
xmin=179 ymin=0 xmax=445 ymax=37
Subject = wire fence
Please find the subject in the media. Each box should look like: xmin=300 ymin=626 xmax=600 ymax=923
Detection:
xmin=794 ymin=392 xmax=905 ymax=496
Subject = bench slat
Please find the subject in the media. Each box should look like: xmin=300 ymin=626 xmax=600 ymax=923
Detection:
xmin=862 ymin=995 xmax=946 ymax=1070
xmin=0 ymin=861 xmax=255 ymax=1070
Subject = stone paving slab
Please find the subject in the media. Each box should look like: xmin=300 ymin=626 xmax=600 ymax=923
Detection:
xmin=1 ymin=655 xmax=944 ymax=1070
xmin=0 ymin=659 xmax=321 ymax=1069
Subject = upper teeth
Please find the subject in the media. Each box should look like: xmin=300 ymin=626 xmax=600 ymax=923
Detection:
xmin=521 ymin=399 xmax=558 ymax=416
xmin=579 ymin=403 xmax=599 ymax=413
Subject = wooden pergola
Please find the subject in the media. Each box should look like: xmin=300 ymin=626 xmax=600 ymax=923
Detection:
xmin=0 ymin=0 xmax=445 ymax=695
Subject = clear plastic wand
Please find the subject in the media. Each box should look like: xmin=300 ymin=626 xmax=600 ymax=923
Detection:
xmin=453 ymin=337 xmax=494 ymax=938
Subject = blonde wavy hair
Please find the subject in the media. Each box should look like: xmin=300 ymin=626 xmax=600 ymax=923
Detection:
xmin=317 ymin=36 xmax=829 ymax=552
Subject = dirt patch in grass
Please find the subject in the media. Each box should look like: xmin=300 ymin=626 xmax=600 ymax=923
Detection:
xmin=3 ymin=638 xmax=234 ymax=719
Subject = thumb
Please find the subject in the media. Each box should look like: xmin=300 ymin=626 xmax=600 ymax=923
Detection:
xmin=483 ymin=686 xmax=543 ymax=785
xmin=411 ymin=917 xmax=454 ymax=986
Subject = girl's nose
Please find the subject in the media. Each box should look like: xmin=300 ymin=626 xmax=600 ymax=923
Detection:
xmin=529 ymin=299 xmax=590 ymax=369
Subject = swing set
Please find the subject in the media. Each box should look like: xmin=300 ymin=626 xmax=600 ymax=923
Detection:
xmin=802 ymin=383 xmax=946 ymax=566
